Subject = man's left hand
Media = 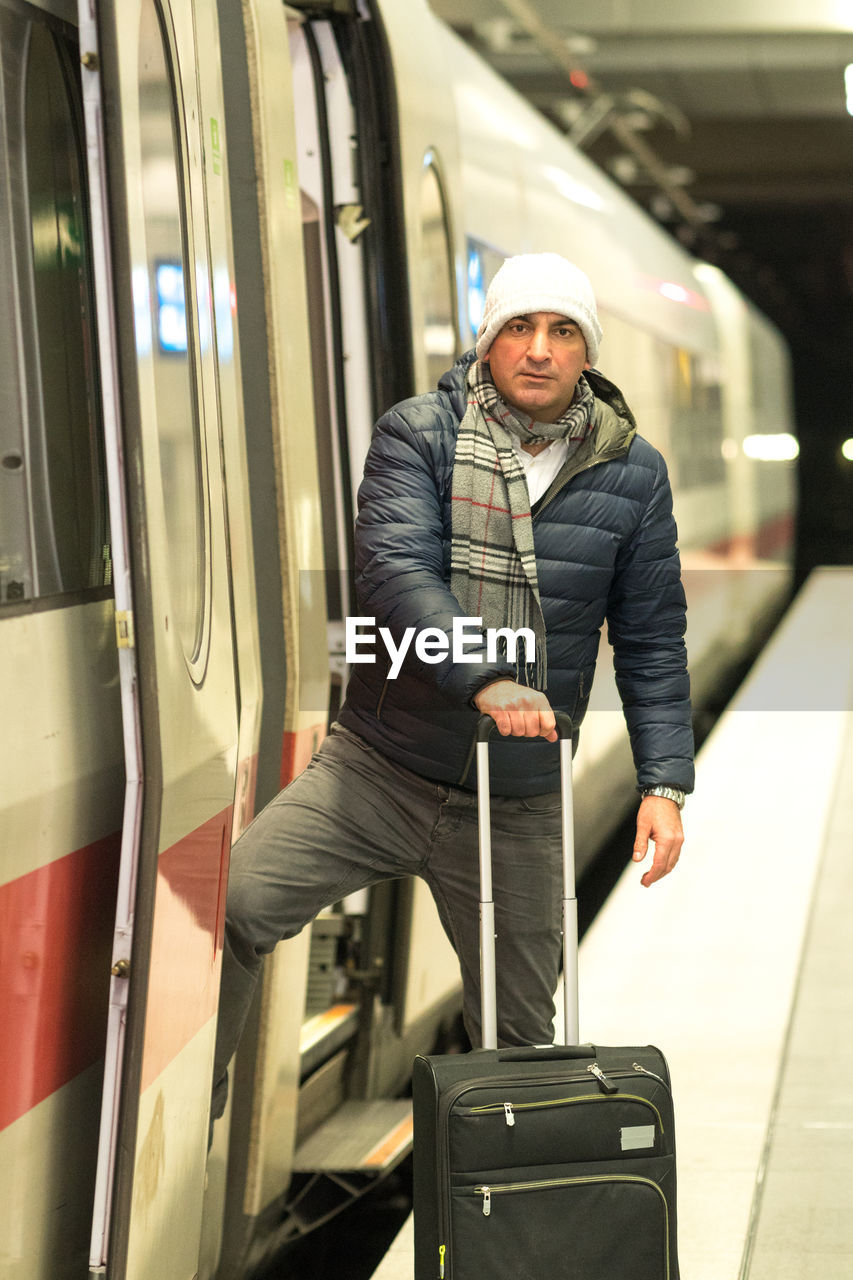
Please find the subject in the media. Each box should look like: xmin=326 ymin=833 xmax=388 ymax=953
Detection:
xmin=632 ymin=797 xmax=683 ymax=888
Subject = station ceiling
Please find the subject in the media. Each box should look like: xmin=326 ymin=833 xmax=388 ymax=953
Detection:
xmin=428 ymin=0 xmax=853 ymax=357
xmin=427 ymin=0 xmax=853 ymax=575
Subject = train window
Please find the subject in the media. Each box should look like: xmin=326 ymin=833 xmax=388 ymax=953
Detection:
xmin=669 ymin=349 xmax=725 ymax=489
xmin=0 ymin=6 xmax=110 ymax=606
xmin=419 ymin=156 xmax=458 ymax=391
xmin=138 ymin=0 xmax=208 ymax=666
xmin=466 ymin=238 xmax=506 ymax=344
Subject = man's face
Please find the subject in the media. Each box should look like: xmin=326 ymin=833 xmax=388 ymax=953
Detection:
xmin=484 ymin=311 xmax=590 ymax=422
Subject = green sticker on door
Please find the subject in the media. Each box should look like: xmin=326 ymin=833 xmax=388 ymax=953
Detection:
xmin=284 ymin=158 xmax=297 ymax=211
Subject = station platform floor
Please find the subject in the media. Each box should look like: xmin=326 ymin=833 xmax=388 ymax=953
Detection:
xmin=370 ymin=566 xmax=853 ymax=1280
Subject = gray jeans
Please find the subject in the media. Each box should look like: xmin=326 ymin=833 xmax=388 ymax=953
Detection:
xmin=211 ymin=723 xmax=563 ymax=1120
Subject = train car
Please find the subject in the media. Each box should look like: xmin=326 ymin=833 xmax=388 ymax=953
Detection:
xmin=0 ymin=0 xmax=796 ymax=1277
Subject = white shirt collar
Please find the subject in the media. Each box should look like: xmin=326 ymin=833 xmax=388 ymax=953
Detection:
xmin=511 ymin=436 xmax=569 ymax=505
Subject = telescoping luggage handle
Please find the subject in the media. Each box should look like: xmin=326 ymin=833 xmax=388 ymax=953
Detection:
xmin=475 ymin=712 xmax=577 ymax=1052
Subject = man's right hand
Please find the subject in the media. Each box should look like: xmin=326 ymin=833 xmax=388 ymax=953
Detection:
xmin=473 ymin=680 xmax=557 ymax=741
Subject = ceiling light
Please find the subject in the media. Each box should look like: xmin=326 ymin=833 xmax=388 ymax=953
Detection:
xmin=475 ymin=18 xmax=519 ymax=54
xmin=666 ymin=165 xmax=695 ymax=187
xmin=563 ymin=34 xmax=597 ymax=57
xmin=651 ymin=194 xmax=674 ymax=220
xmin=609 ymin=155 xmax=640 ymax=184
xmin=622 ymin=110 xmax=653 ymax=131
xmin=556 ymin=100 xmax=586 ymax=127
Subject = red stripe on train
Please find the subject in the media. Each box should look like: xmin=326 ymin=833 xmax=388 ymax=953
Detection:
xmin=706 ymin=511 xmax=795 ymax=560
xmin=0 ymin=835 xmax=121 ymax=1132
xmin=0 ymin=812 xmax=233 ymax=1120
xmin=140 ymin=807 xmax=233 ymax=1093
xmin=280 ymin=722 xmax=326 ymax=790
xmin=137 ymin=752 xmax=261 ymax=1089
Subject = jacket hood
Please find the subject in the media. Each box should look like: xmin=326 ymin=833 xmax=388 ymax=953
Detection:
xmin=437 ymin=350 xmax=476 ymax=418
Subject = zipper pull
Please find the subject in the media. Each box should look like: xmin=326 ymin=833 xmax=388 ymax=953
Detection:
xmin=478 ymin=1186 xmax=491 ymax=1216
xmin=633 ymin=1061 xmax=667 ymax=1087
xmin=504 ymin=1102 xmax=515 ymax=1127
xmin=439 ymin=1244 xmax=446 ymax=1278
xmin=588 ymin=1062 xmax=618 ymax=1094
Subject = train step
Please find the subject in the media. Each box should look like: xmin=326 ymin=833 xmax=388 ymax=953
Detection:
xmin=292 ymin=1099 xmax=413 ymax=1174
xmin=300 ymin=1001 xmax=359 ymax=1079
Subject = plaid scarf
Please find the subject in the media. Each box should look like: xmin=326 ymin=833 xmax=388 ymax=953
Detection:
xmin=450 ymin=361 xmax=594 ymax=689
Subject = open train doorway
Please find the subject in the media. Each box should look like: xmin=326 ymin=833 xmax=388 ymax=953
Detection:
xmin=287 ymin=0 xmax=411 ymax=1170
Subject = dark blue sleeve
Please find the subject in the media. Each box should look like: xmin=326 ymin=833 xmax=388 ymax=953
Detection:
xmin=605 ymin=453 xmax=694 ymax=791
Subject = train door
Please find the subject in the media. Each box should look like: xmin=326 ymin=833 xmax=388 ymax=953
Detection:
xmin=79 ymin=1 xmax=246 ymax=1276
xmin=0 ymin=2 xmax=124 ymax=1276
xmin=205 ymin=6 xmax=432 ymax=1263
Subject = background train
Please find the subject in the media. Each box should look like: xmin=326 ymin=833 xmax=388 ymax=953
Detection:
xmin=0 ymin=0 xmax=796 ymax=1277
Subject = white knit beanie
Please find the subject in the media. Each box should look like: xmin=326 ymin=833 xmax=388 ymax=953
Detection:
xmin=475 ymin=253 xmax=602 ymax=366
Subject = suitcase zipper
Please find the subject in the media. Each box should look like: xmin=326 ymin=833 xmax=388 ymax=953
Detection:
xmin=632 ymin=1061 xmax=670 ymax=1089
xmin=470 ymin=1174 xmax=670 ymax=1278
xmin=462 ymin=1062 xmax=670 ymax=1129
xmin=467 ymin=1089 xmax=665 ymax=1133
xmin=588 ymin=1061 xmax=618 ymax=1093
xmin=474 ymin=1171 xmax=668 ymax=1213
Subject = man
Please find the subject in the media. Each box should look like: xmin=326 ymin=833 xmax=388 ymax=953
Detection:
xmin=210 ymin=252 xmax=692 ymax=1121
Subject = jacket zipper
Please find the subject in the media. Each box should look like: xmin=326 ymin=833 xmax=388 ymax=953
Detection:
xmin=470 ymin=1174 xmax=670 ymax=1278
xmin=433 ymin=1060 xmax=670 ymax=1277
xmin=533 ymin=445 xmax=631 ymax=520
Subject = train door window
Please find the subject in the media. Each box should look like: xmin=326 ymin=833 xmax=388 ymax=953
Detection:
xmin=465 ymin=236 xmax=506 ymax=347
xmin=0 ymin=5 xmax=109 ymax=606
xmin=419 ymin=155 xmax=458 ymax=392
xmin=138 ymin=0 xmax=209 ymax=669
xmin=290 ymin=19 xmax=361 ymax=724
xmin=301 ymin=189 xmax=349 ymax=722
xmin=669 ymin=347 xmax=725 ymax=489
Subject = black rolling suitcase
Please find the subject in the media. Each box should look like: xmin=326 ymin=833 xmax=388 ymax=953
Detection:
xmin=412 ymin=713 xmax=680 ymax=1280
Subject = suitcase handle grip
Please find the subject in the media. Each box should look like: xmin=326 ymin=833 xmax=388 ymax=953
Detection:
xmin=496 ymin=1044 xmax=596 ymax=1063
xmin=476 ymin=711 xmax=574 ymax=742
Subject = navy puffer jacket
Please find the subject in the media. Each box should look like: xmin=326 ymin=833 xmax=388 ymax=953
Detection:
xmin=338 ymin=352 xmax=693 ymax=797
